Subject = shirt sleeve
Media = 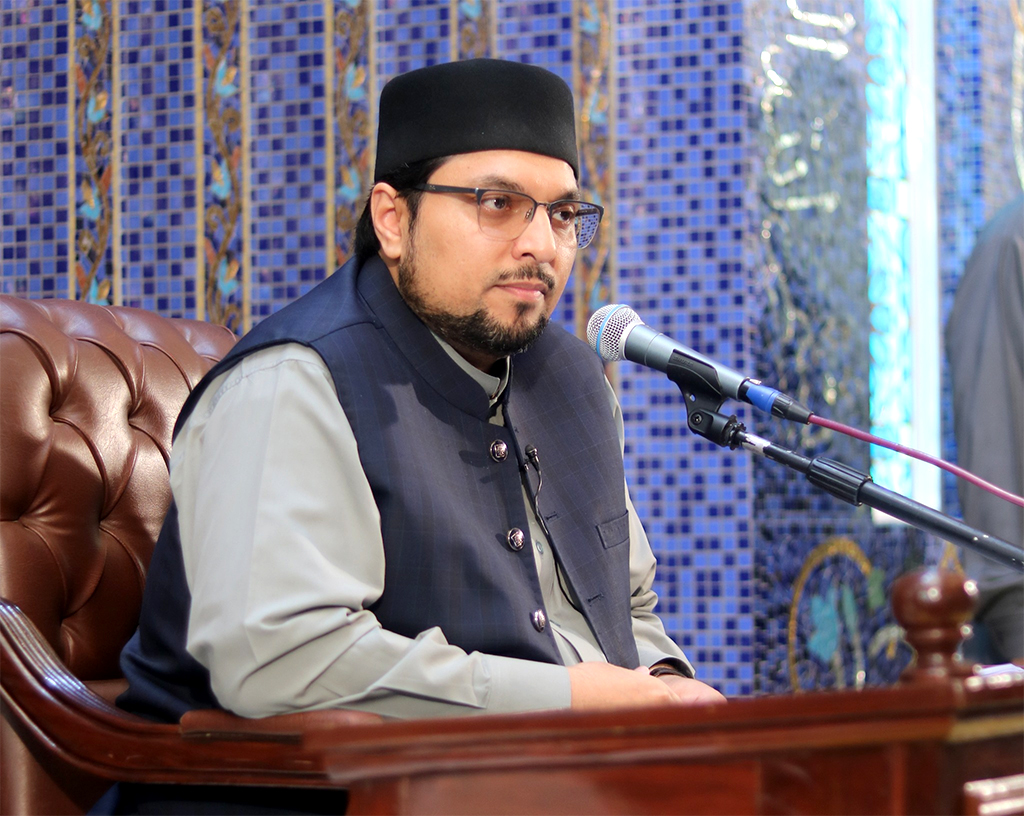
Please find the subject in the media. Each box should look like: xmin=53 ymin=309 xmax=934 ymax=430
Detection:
xmin=173 ymin=343 xmax=571 ymax=720
xmin=626 ymin=493 xmax=695 ymax=676
xmin=604 ymin=376 xmax=696 ymax=676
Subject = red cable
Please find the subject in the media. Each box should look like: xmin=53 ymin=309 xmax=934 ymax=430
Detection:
xmin=807 ymin=414 xmax=1024 ymax=510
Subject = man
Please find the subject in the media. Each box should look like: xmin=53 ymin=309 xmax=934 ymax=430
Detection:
xmin=118 ymin=59 xmax=723 ymax=726
xmin=946 ymin=192 xmax=1024 ymax=666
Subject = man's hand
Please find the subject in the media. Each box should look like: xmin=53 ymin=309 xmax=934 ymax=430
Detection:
xmin=567 ymin=663 xmax=724 ymax=710
xmin=654 ymin=673 xmax=727 ymax=705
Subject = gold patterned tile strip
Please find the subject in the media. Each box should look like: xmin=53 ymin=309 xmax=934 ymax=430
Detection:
xmin=201 ymin=0 xmax=245 ymax=332
xmin=110 ymin=0 xmax=122 ymax=305
xmin=239 ymin=0 xmax=251 ymax=333
xmin=72 ymin=0 xmax=117 ymax=304
xmin=67 ymin=0 xmax=78 ymax=299
xmin=325 ymin=3 xmax=336 ymax=276
xmin=573 ymin=0 xmax=614 ymax=341
xmin=453 ymin=0 xmax=493 ymax=60
xmin=333 ymin=1 xmax=373 ymax=265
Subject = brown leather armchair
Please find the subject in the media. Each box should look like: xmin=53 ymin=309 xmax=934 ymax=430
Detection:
xmin=0 ymin=296 xmax=378 ymax=815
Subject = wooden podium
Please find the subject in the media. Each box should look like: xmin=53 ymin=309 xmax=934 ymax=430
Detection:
xmin=307 ymin=568 xmax=1024 ymax=815
xmin=309 ymin=669 xmax=1022 ymax=815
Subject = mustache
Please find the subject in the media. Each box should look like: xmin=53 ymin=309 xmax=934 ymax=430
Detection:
xmin=497 ymin=265 xmax=557 ymax=291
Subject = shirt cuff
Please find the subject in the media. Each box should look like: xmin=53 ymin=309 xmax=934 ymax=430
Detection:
xmin=481 ymin=654 xmax=572 ymax=713
xmin=649 ymin=656 xmax=695 ymax=679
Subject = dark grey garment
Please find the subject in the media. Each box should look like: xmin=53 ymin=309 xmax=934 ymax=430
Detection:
xmin=945 ymin=193 xmax=1024 ymax=661
xmin=962 ymin=583 xmax=1024 ymax=664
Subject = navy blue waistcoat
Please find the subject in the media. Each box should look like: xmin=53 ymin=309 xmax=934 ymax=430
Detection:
xmin=119 ymin=257 xmax=638 ymax=722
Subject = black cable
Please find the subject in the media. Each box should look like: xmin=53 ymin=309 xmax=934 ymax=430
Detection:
xmin=523 ymin=445 xmax=583 ymax=612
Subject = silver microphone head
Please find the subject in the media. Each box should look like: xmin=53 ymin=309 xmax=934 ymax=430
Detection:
xmin=586 ymin=303 xmax=642 ymax=362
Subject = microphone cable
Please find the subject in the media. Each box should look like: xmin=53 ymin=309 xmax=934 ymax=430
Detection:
xmin=523 ymin=445 xmax=585 ymax=614
xmin=807 ymin=414 xmax=1024 ymax=509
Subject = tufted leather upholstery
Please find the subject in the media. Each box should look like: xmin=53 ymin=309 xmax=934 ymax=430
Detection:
xmin=1 ymin=297 xmax=383 ymax=815
xmin=0 ymin=296 xmax=235 ymax=813
xmin=0 ymin=296 xmax=236 ymax=685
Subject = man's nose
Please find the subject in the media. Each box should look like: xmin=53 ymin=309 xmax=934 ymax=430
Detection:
xmin=513 ymin=206 xmax=559 ymax=263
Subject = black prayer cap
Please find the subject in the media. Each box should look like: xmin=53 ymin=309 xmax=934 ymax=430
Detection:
xmin=374 ymin=59 xmax=579 ymax=181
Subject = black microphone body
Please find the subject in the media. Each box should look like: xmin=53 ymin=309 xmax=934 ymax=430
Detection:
xmin=587 ymin=304 xmax=812 ymax=423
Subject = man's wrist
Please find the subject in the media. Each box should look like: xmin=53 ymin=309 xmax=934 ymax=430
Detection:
xmin=649 ymin=659 xmax=694 ymax=679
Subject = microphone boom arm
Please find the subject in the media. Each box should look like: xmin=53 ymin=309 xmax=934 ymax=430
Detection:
xmin=665 ymin=360 xmax=1024 ymax=573
xmin=751 ymin=434 xmax=1024 ymax=573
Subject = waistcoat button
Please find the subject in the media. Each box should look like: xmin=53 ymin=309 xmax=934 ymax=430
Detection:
xmin=531 ymin=609 xmax=547 ymax=632
xmin=507 ymin=528 xmax=525 ymax=551
xmin=489 ymin=440 xmax=508 ymax=462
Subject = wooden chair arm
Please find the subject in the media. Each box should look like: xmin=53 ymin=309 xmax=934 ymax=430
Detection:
xmin=179 ymin=707 xmax=383 ymax=743
xmin=1 ymin=597 xmax=381 ymax=786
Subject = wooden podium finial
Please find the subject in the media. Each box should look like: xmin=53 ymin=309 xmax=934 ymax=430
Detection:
xmin=891 ymin=566 xmax=978 ymax=682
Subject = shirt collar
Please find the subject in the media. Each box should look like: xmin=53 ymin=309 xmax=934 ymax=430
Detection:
xmin=432 ymin=332 xmax=510 ymax=405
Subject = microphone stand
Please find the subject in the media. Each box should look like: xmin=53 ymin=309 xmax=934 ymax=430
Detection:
xmin=665 ymin=352 xmax=1024 ymax=574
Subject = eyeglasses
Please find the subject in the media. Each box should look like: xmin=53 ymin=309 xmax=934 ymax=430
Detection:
xmin=412 ymin=184 xmax=604 ymax=249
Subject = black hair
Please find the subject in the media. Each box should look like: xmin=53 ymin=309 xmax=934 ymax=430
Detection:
xmin=354 ymin=156 xmax=450 ymax=263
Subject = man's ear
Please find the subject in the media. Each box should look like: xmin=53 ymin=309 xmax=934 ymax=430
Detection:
xmin=370 ymin=183 xmax=407 ymax=261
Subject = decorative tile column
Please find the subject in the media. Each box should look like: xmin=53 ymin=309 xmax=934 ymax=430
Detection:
xmin=329 ymin=0 xmax=373 ymax=271
xmin=199 ymin=0 xmax=247 ymax=331
xmin=72 ymin=0 xmax=119 ymax=304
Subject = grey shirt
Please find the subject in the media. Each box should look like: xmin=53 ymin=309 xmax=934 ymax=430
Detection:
xmin=172 ymin=339 xmax=690 ymax=719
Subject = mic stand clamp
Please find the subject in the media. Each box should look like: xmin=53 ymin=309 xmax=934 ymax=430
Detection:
xmin=667 ymin=351 xmax=745 ymax=449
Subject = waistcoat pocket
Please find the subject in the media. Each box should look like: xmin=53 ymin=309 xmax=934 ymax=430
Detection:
xmin=596 ymin=511 xmax=630 ymax=549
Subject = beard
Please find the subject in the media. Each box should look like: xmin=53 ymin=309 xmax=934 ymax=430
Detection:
xmin=396 ymin=254 xmax=554 ymax=360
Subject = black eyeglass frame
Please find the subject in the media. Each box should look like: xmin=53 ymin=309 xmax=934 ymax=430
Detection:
xmin=411 ymin=183 xmax=605 ymax=249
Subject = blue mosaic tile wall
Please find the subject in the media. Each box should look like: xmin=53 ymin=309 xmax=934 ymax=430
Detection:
xmin=120 ymin=0 xmax=197 ymax=316
xmin=3 ymin=0 xmax=1016 ymax=698
xmin=1 ymin=0 xmax=70 ymax=299
xmin=497 ymin=1 xmax=571 ymax=76
xmin=498 ymin=1 xmax=575 ymax=325
xmin=374 ymin=0 xmax=449 ymax=79
xmin=249 ymin=0 xmax=328 ymax=320
xmin=614 ymin=1 xmax=755 ymax=695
